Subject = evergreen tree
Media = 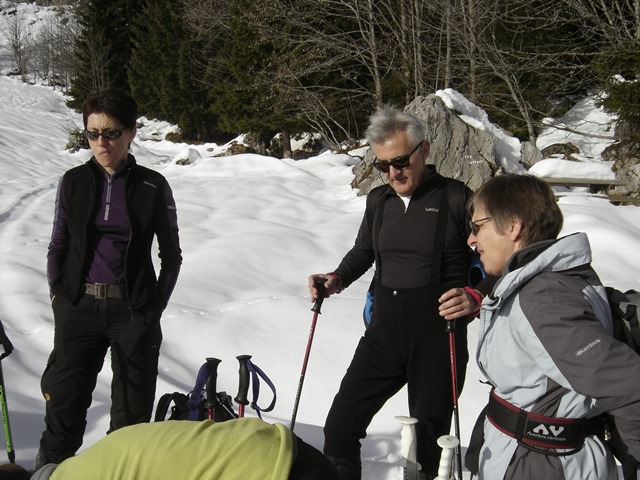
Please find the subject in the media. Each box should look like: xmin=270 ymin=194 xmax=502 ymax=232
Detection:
xmin=208 ymin=0 xmax=280 ymax=147
xmin=67 ymin=0 xmax=143 ymax=108
xmin=128 ymin=0 xmax=224 ymax=141
xmin=203 ymin=0 xmax=373 ymax=151
xmin=593 ymin=41 xmax=640 ymax=139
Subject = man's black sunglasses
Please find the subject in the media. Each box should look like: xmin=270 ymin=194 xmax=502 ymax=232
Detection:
xmin=373 ymin=142 xmax=422 ymax=173
xmin=84 ymin=129 xmax=126 ymax=141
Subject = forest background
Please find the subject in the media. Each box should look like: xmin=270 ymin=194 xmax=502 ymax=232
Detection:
xmin=1 ymin=0 xmax=639 ymax=157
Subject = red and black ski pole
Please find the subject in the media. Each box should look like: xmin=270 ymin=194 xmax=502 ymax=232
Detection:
xmin=290 ymin=278 xmax=325 ymax=431
xmin=235 ymin=355 xmax=252 ymax=418
xmin=446 ymin=319 xmax=463 ymax=480
xmin=204 ymin=357 xmax=222 ymax=420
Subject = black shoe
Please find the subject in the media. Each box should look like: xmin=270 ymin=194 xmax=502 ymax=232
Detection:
xmin=325 ymin=455 xmax=361 ymax=480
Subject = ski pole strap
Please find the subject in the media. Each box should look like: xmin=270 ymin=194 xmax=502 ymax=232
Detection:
xmin=187 ymin=362 xmax=212 ymax=421
xmin=465 ymin=403 xmax=488 ymax=477
xmin=487 ymin=389 xmax=605 ymax=454
xmin=247 ymin=360 xmax=276 ymax=419
xmin=463 ymin=286 xmax=483 ymax=317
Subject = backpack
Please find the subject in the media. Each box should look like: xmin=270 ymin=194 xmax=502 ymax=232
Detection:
xmin=465 ymin=287 xmax=640 ymax=479
xmin=154 ymin=357 xmax=277 ymax=422
xmin=608 ymin=288 xmax=640 ymax=354
xmin=155 ymin=390 xmax=236 ymax=422
xmin=605 ymin=288 xmax=640 ymax=480
xmin=154 ymin=358 xmax=237 ymax=422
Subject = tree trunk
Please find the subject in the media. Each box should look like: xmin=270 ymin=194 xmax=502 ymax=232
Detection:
xmin=281 ymin=130 xmax=292 ymax=159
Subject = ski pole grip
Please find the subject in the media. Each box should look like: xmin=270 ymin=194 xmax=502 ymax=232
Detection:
xmin=436 ymin=435 xmax=460 ymax=480
xmin=204 ymin=357 xmax=222 ymax=409
xmin=234 ymin=355 xmax=252 ymax=406
xmin=311 ymin=278 xmax=326 ymax=314
xmin=445 ymin=318 xmax=456 ymax=333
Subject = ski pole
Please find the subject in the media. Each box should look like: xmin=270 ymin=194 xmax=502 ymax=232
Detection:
xmin=235 ymin=355 xmax=252 ymax=418
xmin=0 ymin=362 xmax=15 ymax=463
xmin=395 ymin=415 xmax=419 ymax=480
xmin=435 ymin=435 xmax=460 ymax=480
xmin=445 ymin=319 xmax=463 ymax=480
xmin=0 ymin=320 xmax=15 ymax=463
xmin=290 ymin=278 xmax=325 ymax=431
xmin=204 ymin=357 xmax=222 ymax=420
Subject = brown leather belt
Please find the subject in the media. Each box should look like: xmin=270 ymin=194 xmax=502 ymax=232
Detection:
xmin=85 ymin=283 xmax=127 ymax=300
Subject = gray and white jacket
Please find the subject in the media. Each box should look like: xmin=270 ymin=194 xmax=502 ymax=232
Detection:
xmin=31 ymin=464 xmax=56 ymax=479
xmin=476 ymin=232 xmax=640 ymax=479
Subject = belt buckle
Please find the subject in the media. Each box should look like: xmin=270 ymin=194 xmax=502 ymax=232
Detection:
xmin=95 ymin=283 xmax=107 ymax=300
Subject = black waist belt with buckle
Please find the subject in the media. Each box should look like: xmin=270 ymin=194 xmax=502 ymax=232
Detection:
xmin=85 ymin=283 xmax=127 ymax=300
xmin=487 ymin=389 xmax=605 ymax=454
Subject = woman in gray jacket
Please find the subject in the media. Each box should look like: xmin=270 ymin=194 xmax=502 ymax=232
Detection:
xmin=467 ymin=174 xmax=640 ymax=479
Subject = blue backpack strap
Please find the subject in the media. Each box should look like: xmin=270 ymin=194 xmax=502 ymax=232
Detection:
xmin=187 ymin=362 xmax=211 ymax=420
xmin=362 ymin=279 xmax=375 ymax=328
xmin=247 ymin=359 xmax=276 ymax=419
xmin=468 ymin=250 xmax=486 ymax=287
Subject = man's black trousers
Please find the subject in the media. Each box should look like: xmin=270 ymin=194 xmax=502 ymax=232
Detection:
xmin=323 ymin=283 xmax=468 ymax=477
xmin=39 ymin=294 xmax=162 ymax=464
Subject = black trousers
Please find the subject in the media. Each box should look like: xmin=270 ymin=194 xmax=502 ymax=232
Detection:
xmin=39 ymin=294 xmax=162 ymax=463
xmin=323 ymin=284 xmax=468 ymax=476
xmin=290 ymin=436 xmax=340 ymax=479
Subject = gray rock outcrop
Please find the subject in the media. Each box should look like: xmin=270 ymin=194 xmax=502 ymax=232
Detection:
xmin=350 ymin=93 xmax=638 ymax=200
xmin=604 ymin=141 xmax=640 ymax=198
xmin=521 ymin=141 xmax=544 ymax=168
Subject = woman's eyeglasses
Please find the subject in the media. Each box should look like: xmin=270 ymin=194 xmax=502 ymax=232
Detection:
xmin=373 ymin=142 xmax=422 ymax=173
xmin=84 ymin=129 xmax=125 ymax=141
xmin=469 ymin=217 xmax=493 ymax=235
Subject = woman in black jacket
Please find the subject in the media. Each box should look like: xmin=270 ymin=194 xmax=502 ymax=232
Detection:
xmin=36 ymin=89 xmax=182 ymax=469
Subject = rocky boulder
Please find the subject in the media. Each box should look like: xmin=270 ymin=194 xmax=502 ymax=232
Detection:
xmin=521 ymin=141 xmax=544 ymax=168
xmin=541 ymin=142 xmax=581 ymax=161
xmin=603 ymin=141 xmax=640 ymax=198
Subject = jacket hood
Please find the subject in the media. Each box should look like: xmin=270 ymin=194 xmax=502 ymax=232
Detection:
xmin=490 ymin=232 xmax=593 ymax=305
xmin=30 ymin=464 xmax=57 ymax=480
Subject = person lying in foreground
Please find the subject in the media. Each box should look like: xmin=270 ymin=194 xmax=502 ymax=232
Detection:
xmin=1 ymin=418 xmax=338 ymax=480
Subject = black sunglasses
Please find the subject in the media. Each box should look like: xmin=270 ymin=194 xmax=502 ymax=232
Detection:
xmin=84 ymin=129 xmax=126 ymax=141
xmin=373 ymin=142 xmax=422 ymax=173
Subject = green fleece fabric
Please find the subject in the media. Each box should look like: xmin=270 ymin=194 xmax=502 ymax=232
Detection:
xmin=51 ymin=418 xmax=294 ymax=480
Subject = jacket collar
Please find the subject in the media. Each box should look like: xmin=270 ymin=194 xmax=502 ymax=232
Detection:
xmin=89 ymin=154 xmax=135 ymax=177
xmin=491 ymin=232 xmax=593 ymax=302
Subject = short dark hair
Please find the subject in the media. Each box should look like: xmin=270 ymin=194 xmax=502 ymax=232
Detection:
xmin=0 ymin=463 xmax=32 ymax=480
xmin=82 ymin=89 xmax=138 ymax=130
xmin=468 ymin=174 xmax=563 ymax=246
